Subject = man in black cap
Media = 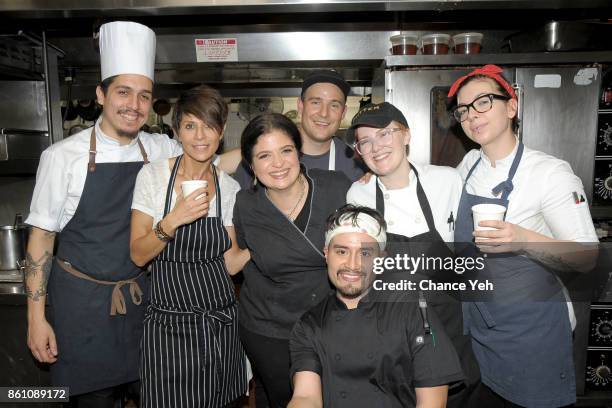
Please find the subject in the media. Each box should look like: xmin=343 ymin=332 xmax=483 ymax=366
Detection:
xmin=345 ymin=102 xmax=480 ymax=407
xmin=288 ymin=204 xmax=463 ymax=408
xmin=218 ymin=70 xmax=365 ymax=188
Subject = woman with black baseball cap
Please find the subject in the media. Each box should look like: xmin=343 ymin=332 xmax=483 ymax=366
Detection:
xmin=346 ymin=101 xmax=480 ymax=407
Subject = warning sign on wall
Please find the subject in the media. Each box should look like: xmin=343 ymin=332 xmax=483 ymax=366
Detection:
xmin=195 ymin=38 xmax=238 ymax=62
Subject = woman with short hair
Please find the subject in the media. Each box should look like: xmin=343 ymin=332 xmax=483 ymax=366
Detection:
xmin=130 ymin=85 xmax=249 ymax=408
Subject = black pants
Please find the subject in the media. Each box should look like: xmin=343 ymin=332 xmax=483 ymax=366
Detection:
xmin=466 ymin=383 xmax=525 ymax=408
xmin=240 ymin=325 xmax=292 ymax=408
xmin=64 ymin=381 xmax=139 ymax=408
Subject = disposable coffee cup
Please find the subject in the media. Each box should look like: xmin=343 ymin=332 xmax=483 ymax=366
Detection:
xmin=181 ymin=180 xmax=208 ymax=200
xmin=471 ymin=203 xmax=506 ymax=231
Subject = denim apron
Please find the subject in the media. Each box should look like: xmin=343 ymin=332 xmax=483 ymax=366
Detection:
xmin=454 ymin=142 xmax=575 ymax=407
xmin=48 ymin=127 xmax=149 ymax=395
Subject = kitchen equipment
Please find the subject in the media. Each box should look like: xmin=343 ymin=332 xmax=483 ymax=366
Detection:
xmin=420 ymin=34 xmax=451 ymax=55
xmin=390 ymin=33 xmax=418 ymax=55
xmin=152 ymin=98 xmax=174 ymax=138
xmin=589 ymin=306 xmax=612 ymax=347
xmin=452 ymin=32 xmax=483 ymax=54
xmin=0 ymin=214 xmax=29 ymax=271
xmin=238 ymin=97 xmax=284 ymax=120
xmin=76 ymin=99 xmax=102 ymax=122
xmin=596 ymin=113 xmax=612 ymax=156
xmin=61 ymin=100 xmax=78 ymax=121
xmin=586 ymin=350 xmax=612 ymax=390
xmin=506 ymin=21 xmax=612 ymax=52
xmin=593 ymin=160 xmax=612 ymax=205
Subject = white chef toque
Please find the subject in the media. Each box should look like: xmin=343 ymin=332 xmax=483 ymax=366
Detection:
xmin=99 ymin=21 xmax=156 ymax=82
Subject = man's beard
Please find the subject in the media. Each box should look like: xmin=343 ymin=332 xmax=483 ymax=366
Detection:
xmin=116 ymin=128 xmax=139 ymax=139
xmin=336 ymin=267 xmax=370 ymax=299
xmin=116 ymin=109 xmax=143 ymax=139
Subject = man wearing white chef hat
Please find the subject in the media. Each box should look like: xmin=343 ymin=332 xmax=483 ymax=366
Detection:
xmin=24 ymin=21 xmax=180 ymax=406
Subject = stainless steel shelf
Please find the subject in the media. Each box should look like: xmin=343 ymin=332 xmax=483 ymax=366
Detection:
xmin=386 ymin=51 xmax=612 ymax=67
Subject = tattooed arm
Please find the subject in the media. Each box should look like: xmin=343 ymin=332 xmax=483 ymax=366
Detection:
xmin=25 ymin=227 xmax=58 ymax=363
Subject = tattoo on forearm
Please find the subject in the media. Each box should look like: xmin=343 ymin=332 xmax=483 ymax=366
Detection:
xmin=24 ymin=250 xmax=53 ymax=301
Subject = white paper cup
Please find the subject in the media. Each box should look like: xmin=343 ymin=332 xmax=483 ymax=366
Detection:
xmin=471 ymin=203 xmax=506 ymax=231
xmin=181 ymin=180 xmax=208 ymax=200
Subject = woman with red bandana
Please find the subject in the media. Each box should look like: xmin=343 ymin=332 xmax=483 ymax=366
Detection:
xmin=450 ymin=65 xmax=598 ymax=407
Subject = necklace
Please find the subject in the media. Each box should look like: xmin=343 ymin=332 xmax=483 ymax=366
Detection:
xmin=267 ymin=175 xmax=306 ymax=220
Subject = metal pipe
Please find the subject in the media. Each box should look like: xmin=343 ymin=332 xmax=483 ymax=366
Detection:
xmin=41 ymin=31 xmax=54 ymax=144
xmin=16 ymin=30 xmax=65 ymax=56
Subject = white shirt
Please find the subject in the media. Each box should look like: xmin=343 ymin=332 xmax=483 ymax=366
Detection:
xmin=458 ymin=142 xmax=598 ymax=331
xmin=131 ymin=158 xmax=239 ymax=227
xmin=26 ymin=118 xmax=182 ymax=232
xmin=457 ymin=142 xmax=598 ymax=243
xmin=347 ymin=161 xmax=463 ymax=243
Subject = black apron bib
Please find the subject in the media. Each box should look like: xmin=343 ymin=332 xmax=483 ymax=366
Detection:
xmin=454 ymin=143 xmax=575 ymax=407
xmin=375 ymin=165 xmax=480 ymax=405
xmin=48 ymin=127 xmax=149 ymax=395
xmin=140 ymin=156 xmax=247 ymax=408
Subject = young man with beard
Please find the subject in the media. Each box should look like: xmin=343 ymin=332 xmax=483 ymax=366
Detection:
xmin=288 ymin=204 xmax=463 ymax=408
xmin=220 ymin=70 xmax=366 ymax=188
xmin=24 ymin=21 xmax=180 ymax=406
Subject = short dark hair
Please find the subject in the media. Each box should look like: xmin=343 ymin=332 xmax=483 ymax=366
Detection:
xmin=325 ymin=204 xmax=387 ymax=237
xmin=172 ymin=85 xmax=228 ymax=135
xmin=453 ymin=74 xmax=520 ymax=133
xmin=240 ymin=112 xmax=302 ymax=166
xmin=98 ymin=75 xmax=118 ymax=95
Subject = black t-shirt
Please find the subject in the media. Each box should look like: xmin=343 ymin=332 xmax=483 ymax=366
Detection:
xmin=290 ymin=292 xmax=464 ymax=408
xmin=232 ymin=137 xmax=366 ymax=190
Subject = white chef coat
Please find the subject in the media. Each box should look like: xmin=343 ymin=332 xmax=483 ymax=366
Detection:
xmin=457 ymin=141 xmax=598 ymax=243
xmin=26 ymin=119 xmax=182 ymax=232
xmin=347 ymin=161 xmax=462 ymax=243
xmin=131 ymin=158 xmax=239 ymax=227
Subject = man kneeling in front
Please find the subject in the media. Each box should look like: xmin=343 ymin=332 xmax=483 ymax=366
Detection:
xmin=288 ymin=204 xmax=464 ymax=408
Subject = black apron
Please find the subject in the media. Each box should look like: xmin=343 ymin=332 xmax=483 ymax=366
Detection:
xmin=454 ymin=143 xmax=575 ymax=407
xmin=48 ymin=127 xmax=149 ymax=395
xmin=140 ymin=155 xmax=247 ymax=408
xmin=375 ymin=165 xmax=480 ymax=406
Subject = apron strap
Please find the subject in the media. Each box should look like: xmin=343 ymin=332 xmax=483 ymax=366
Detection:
xmin=375 ymin=163 xmax=436 ymax=232
xmin=58 ymin=259 xmax=144 ymax=316
xmin=491 ymin=142 xmax=524 ymax=200
xmin=464 ymin=157 xmax=481 ymax=184
xmin=163 ymin=155 xmax=182 ymax=216
xmin=328 ymin=138 xmax=336 ymax=171
xmin=88 ymin=127 xmax=150 ymax=172
xmin=137 ymin=137 xmax=150 ymax=164
xmin=88 ymin=127 xmax=97 ymax=172
xmin=212 ymin=165 xmax=223 ymax=219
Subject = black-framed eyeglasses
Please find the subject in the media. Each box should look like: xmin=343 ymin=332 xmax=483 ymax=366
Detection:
xmin=452 ymin=93 xmax=511 ymax=123
xmin=353 ymin=128 xmax=402 ymax=155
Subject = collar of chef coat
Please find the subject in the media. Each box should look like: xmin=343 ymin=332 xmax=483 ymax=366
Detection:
xmin=477 ymin=136 xmax=520 ymax=170
xmin=375 ymin=158 xmax=418 ymax=192
xmin=95 ymin=118 xmax=141 ymax=148
xmin=331 ymin=289 xmax=375 ymax=311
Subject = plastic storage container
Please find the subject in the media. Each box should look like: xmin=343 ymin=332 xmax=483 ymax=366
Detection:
xmin=390 ymin=33 xmax=419 ymax=55
xmin=420 ymin=33 xmax=451 ymax=55
xmin=452 ymin=32 xmax=483 ymax=54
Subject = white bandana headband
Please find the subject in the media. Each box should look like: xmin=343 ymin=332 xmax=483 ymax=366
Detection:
xmin=325 ymin=212 xmax=386 ymax=251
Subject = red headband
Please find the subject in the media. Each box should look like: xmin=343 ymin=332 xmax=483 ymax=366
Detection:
xmin=447 ymin=64 xmax=517 ymax=100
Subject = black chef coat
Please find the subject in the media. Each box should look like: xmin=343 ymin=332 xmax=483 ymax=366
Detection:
xmin=290 ymin=291 xmax=464 ymax=408
xmin=234 ymin=167 xmax=351 ymax=339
